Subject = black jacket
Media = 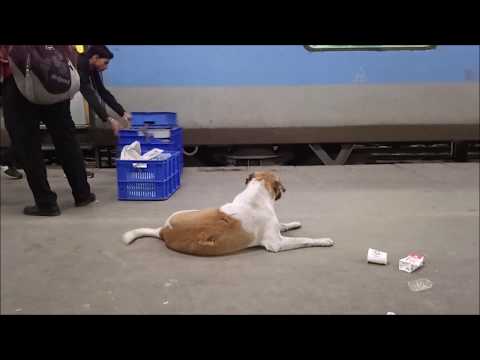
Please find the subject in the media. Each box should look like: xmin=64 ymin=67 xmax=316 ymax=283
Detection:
xmin=77 ymin=54 xmax=125 ymax=122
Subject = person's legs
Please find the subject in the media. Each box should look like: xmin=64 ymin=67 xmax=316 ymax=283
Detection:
xmin=2 ymin=82 xmax=23 ymax=180
xmin=3 ymin=146 xmax=23 ymax=179
xmin=42 ymin=100 xmax=95 ymax=206
xmin=3 ymin=76 xmax=59 ymax=214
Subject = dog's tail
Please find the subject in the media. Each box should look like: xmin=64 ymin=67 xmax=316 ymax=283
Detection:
xmin=122 ymin=227 xmax=163 ymax=246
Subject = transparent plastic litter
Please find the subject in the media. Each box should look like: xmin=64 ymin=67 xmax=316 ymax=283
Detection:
xmin=408 ymin=278 xmax=433 ymax=292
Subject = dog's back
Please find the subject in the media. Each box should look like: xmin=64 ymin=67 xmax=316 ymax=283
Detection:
xmin=161 ymin=208 xmax=254 ymax=256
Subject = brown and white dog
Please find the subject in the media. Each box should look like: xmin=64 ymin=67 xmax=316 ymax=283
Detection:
xmin=122 ymin=171 xmax=334 ymax=255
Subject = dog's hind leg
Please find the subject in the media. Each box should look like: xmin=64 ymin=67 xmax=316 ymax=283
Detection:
xmin=122 ymin=227 xmax=163 ymax=245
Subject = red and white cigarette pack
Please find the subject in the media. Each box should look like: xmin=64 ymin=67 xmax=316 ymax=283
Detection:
xmin=399 ymin=253 xmax=425 ymax=273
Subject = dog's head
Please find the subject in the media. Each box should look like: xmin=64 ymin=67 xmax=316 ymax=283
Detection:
xmin=245 ymin=171 xmax=286 ymax=201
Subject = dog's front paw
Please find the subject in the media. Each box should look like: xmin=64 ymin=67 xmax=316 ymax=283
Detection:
xmin=316 ymin=238 xmax=334 ymax=247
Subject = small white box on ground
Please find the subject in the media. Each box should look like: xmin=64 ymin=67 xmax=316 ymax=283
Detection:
xmin=399 ymin=253 xmax=425 ymax=273
xmin=367 ymin=248 xmax=388 ymax=265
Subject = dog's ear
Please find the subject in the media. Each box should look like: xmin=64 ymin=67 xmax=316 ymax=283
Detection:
xmin=274 ymin=181 xmax=286 ymax=201
xmin=245 ymin=173 xmax=255 ymax=185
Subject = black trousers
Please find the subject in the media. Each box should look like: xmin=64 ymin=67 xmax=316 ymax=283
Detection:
xmin=3 ymin=76 xmax=91 ymax=208
xmin=3 ymin=146 xmax=20 ymax=168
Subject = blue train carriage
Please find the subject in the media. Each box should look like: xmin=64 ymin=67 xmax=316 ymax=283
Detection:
xmin=103 ymin=45 xmax=478 ymax=164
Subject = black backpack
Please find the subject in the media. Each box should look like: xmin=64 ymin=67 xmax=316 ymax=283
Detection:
xmin=8 ymin=45 xmax=80 ymax=105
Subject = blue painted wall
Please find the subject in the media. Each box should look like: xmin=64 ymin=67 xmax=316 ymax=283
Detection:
xmin=104 ymin=45 xmax=479 ymax=87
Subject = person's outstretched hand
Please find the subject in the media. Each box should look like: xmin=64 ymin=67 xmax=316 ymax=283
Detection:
xmin=109 ymin=117 xmax=122 ymax=136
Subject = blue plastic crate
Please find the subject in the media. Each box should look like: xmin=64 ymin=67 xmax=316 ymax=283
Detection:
xmin=117 ymin=150 xmax=181 ymax=201
xmin=131 ymin=112 xmax=177 ymax=128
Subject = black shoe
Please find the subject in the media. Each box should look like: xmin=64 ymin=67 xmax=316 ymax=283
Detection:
xmin=4 ymin=167 xmax=23 ymax=180
xmin=75 ymin=193 xmax=96 ymax=207
xmin=23 ymin=205 xmax=61 ymax=216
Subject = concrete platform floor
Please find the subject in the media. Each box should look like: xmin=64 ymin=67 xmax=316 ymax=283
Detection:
xmin=1 ymin=163 xmax=479 ymax=315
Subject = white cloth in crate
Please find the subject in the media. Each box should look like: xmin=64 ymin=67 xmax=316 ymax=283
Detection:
xmin=120 ymin=141 xmax=172 ymax=161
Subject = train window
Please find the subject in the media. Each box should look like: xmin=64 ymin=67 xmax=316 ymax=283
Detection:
xmin=304 ymin=45 xmax=436 ymax=52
